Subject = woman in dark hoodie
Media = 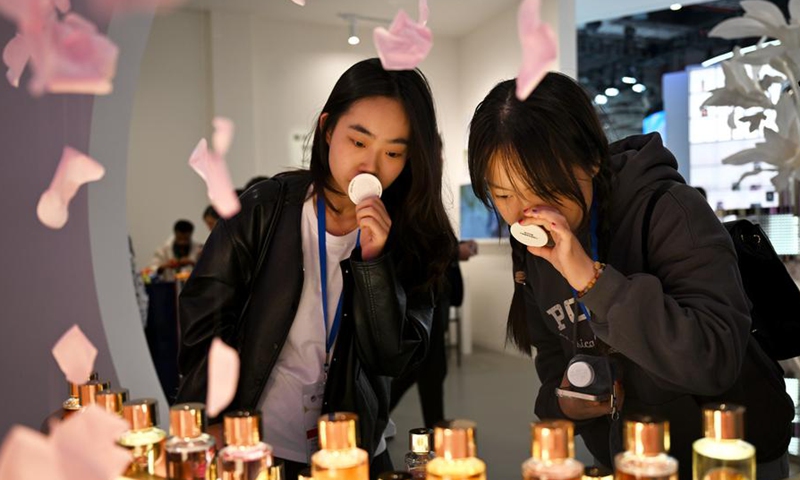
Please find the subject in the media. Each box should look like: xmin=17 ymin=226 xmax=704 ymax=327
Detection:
xmin=467 ymin=72 xmax=793 ymax=480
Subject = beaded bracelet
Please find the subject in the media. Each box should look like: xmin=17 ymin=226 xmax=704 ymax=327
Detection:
xmin=577 ymin=261 xmax=606 ymax=298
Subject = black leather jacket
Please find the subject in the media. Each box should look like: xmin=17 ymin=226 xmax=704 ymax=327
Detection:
xmin=176 ymin=172 xmax=434 ymax=459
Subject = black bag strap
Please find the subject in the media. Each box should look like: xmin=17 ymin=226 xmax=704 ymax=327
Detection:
xmin=642 ymin=182 xmax=675 ymax=272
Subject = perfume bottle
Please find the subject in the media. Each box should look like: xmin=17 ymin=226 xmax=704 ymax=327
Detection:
xmin=218 ymin=410 xmax=273 ymax=480
xmin=522 ymin=420 xmax=584 ymax=480
xmin=62 ymin=381 xmax=81 ymax=419
xmin=377 ymin=472 xmax=413 ymax=480
xmin=583 ymin=466 xmax=613 ymax=480
xmin=120 ymin=398 xmax=168 ymax=477
xmin=78 ymin=378 xmax=111 ymax=408
xmin=405 ymin=428 xmax=434 ymax=479
xmin=96 ymin=388 xmax=129 ymax=417
xmin=270 ymin=459 xmax=285 ymax=480
xmin=166 ymin=403 xmax=217 ymax=480
xmin=692 ymin=404 xmax=755 ymax=480
xmin=614 ymin=415 xmax=678 ymax=480
xmin=425 ymin=420 xmax=486 ymax=480
xmin=311 ymin=412 xmax=369 ymax=480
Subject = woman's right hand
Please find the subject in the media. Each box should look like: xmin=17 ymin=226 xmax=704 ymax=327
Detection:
xmin=556 ymin=370 xmax=625 ymax=420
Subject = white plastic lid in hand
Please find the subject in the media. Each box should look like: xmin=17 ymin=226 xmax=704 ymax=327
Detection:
xmin=510 ymin=222 xmax=552 ymax=247
xmin=348 ymin=173 xmax=382 ymax=204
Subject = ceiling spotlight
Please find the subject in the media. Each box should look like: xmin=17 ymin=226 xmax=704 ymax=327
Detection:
xmin=594 ymin=94 xmax=608 ymax=105
xmin=632 ymin=83 xmax=647 ymax=93
xmin=605 ymin=87 xmax=620 ymax=97
xmin=670 ymin=3 xmax=682 ymax=10
xmin=622 ymin=76 xmax=637 ymax=84
xmin=347 ymin=18 xmax=360 ymax=45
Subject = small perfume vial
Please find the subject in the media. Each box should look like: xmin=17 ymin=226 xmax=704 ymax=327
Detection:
xmin=166 ymin=403 xmax=217 ymax=480
xmin=692 ymin=404 xmax=755 ymax=480
xmin=96 ymin=388 xmax=129 ymax=417
xmin=120 ymin=398 xmax=168 ymax=478
xmin=404 ymin=428 xmax=434 ymax=479
xmin=218 ymin=410 xmax=273 ymax=480
xmin=425 ymin=420 xmax=486 ymax=480
xmin=614 ymin=415 xmax=678 ymax=480
xmin=311 ymin=412 xmax=369 ymax=480
xmin=522 ymin=420 xmax=583 ymax=480
xmin=78 ymin=378 xmax=111 ymax=408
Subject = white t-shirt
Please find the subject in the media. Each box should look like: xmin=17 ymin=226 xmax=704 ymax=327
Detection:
xmin=259 ymin=195 xmax=358 ymax=463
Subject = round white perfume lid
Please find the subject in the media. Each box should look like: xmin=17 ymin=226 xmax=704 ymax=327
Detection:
xmin=348 ymin=173 xmax=382 ymax=204
xmin=510 ymin=222 xmax=551 ymax=247
xmin=567 ymin=361 xmax=595 ymax=388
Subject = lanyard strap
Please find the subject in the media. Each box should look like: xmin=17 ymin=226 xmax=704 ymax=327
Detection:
xmin=571 ymin=190 xmax=599 ymax=353
xmin=317 ymin=194 xmax=360 ymax=365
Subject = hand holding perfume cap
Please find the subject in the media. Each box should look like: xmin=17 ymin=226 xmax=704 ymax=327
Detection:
xmin=348 ymin=173 xmax=382 ymax=204
xmin=510 ymin=222 xmax=554 ymax=247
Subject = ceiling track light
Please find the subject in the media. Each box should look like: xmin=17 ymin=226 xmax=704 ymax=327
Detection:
xmin=338 ymin=12 xmax=391 ymax=46
xmin=347 ymin=17 xmax=359 ymax=45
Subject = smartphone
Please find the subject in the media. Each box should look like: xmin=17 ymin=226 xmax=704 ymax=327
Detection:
xmin=555 ymin=387 xmax=610 ymax=403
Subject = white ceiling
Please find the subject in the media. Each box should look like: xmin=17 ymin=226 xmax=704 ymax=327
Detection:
xmin=184 ymin=0 xmax=714 ymax=37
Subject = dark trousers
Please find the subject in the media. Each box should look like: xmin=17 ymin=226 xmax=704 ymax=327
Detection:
xmin=390 ymin=298 xmax=450 ymax=428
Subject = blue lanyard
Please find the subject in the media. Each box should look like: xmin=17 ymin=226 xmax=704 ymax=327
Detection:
xmin=571 ymin=191 xmax=599 ymax=323
xmin=316 ymin=194 xmax=359 ymax=367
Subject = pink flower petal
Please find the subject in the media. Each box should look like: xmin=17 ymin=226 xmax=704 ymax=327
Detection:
xmin=52 ymin=0 xmax=70 ymax=13
xmin=27 ymin=12 xmax=119 ymax=96
xmin=37 ymin=146 xmax=105 ymax=229
xmin=515 ymin=0 xmax=558 ymax=100
xmin=0 ymin=0 xmax=52 ymax=31
xmin=373 ymin=9 xmax=433 ymax=71
xmin=3 ymin=33 xmax=30 ymax=87
xmin=189 ymin=120 xmax=241 ymax=219
xmin=0 ymin=426 xmax=64 ymax=480
xmin=50 ymin=405 xmax=131 ymax=480
xmin=206 ymin=338 xmax=240 ymax=418
xmin=51 ymin=325 xmax=98 ymax=384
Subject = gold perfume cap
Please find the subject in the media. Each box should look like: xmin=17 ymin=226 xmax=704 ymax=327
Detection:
xmin=702 ymin=403 xmax=745 ymax=440
xmin=583 ymin=465 xmax=613 ymax=480
xmin=223 ymin=411 xmax=263 ymax=446
xmin=623 ymin=415 xmax=670 ymax=456
xmin=96 ymin=388 xmax=129 ymax=416
xmin=409 ymin=428 xmax=432 ymax=454
xmin=433 ymin=419 xmax=477 ymax=460
xmin=78 ymin=380 xmax=109 ymax=406
xmin=70 ymin=372 xmax=99 ymax=396
xmin=122 ymin=398 xmax=159 ymax=431
xmin=170 ymin=403 xmax=207 ymax=438
xmin=531 ymin=420 xmax=574 ymax=461
xmin=298 ymin=468 xmax=312 ymax=480
xmin=377 ymin=473 xmax=413 ymax=480
xmin=318 ymin=412 xmax=359 ymax=450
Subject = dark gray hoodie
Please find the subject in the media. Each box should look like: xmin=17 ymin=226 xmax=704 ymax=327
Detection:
xmin=511 ymin=133 xmax=793 ymax=478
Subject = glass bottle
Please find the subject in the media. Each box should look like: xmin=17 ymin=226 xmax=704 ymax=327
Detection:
xmin=218 ymin=410 xmax=273 ymax=480
xmin=614 ymin=415 xmax=678 ymax=480
xmin=692 ymin=404 xmax=755 ymax=480
xmin=522 ymin=420 xmax=584 ymax=480
xmin=166 ymin=402 xmax=217 ymax=480
xmin=62 ymin=381 xmax=81 ymax=419
xmin=405 ymin=428 xmax=434 ymax=480
xmin=78 ymin=378 xmax=111 ymax=408
xmin=425 ymin=420 xmax=486 ymax=480
xmin=311 ymin=412 xmax=369 ymax=480
xmin=120 ymin=398 xmax=168 ymax=478
xmin=96 ymin=388 xmax=129 ymax=417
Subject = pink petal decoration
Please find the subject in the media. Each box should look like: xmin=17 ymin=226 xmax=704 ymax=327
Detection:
xmin=515 ymin=0 xmax=558 ymax=100
xmin=291 ymin=0 xmax=305 ymax=5
xmin=27 ymin=12 xmax=119 ymax=96
xmin=52 ymin=0 xmax=70 ymax=13
xmin=37 ymin=146 xmax=105 ymax=229
xmin=0 ymin=427 xmax=64 ymax=480
xmin=206 ymin=337 xmax=240 ymax=418
xmin=49 ymin=406 xmax=131 ymax=480
xmin=51 ymin=325 xmax=98 ymax=384
xmin=373 ymin=0 xmax=432 ymax=71
xmin=3 ymin=33 xmax=30 ymax=87
xmin=189 ymin=118 xmax=241 ymax=219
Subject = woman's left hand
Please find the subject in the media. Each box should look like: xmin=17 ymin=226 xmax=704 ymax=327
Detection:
xmin=522 ymin=207 xmax=596 ymax=291
xmin=356 ymin=197 xmax=392 ymax=261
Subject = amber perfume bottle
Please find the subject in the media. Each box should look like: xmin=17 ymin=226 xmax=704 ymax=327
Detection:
xmin=425 ymin=420 xmax=486 ymax=480
xmin=692 ymin=404 xmax=755 ymax=480
xmin=120 ymin=398 xmax=168 ymax=477
xmin=311 ymin=412 xmax=369 ymax=480
xmin=614 ymin=415 xmax=678 ymax=480
xmin=404 ymin=428 xmax=434 ymax=480
xmin=166 ymin=403 xmax=217 ymax=480
xmin=218 ymin=410 xmax=273 ymax=480
xmin=78 ymin=378 xmax=111 ymax=408
xmin=96 ymin=388 xmax=129 ymax=417
xmin=522 ymin=420 xmax=584 ymax=480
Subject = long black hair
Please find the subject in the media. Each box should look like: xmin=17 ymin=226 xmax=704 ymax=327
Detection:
xmin=309 ymin=58 xmax=456 ymax=293
xmin=467 ymin=72 xmax=614 ymax=354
